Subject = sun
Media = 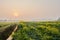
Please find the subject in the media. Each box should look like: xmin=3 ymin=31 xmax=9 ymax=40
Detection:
xmin=12 ymin=8 xmax=19 ymax=17
xmin=13 ymin=12 xmax=19 ymax=17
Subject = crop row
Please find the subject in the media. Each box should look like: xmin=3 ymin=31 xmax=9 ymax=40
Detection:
xmin=0 ymin=24 xmax=17 ymax=40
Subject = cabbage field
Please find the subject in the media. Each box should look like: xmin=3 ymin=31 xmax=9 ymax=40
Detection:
xmin=13 ymin=21 xmax=60 ymax=40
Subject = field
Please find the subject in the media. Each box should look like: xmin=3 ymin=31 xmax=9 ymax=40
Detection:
xmin=13 ymin=21 xmax=60 ymax=40
xmin=0 ymin=22 xmax=12 ymax=27
xmin=0 ymin=21 xmax=60 ymax=40
xmin=0 ymin=22 xmax=17 ymax=40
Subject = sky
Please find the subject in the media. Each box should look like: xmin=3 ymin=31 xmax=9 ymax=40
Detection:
xmin=0 ymin=0 xmax=60 ymax=21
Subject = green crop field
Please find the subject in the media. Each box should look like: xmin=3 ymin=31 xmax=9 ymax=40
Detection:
xmin=0 ymin=22 xmax=14 ymax=27
xmin=13 ymin=21 xmax=60 ymax=40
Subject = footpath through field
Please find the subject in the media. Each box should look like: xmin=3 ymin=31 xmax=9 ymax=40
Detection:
xmin=7 ymin=25 xmax=18 ymax=40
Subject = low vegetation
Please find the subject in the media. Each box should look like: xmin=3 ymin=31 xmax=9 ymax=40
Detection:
xmin=13 ymin=21 xmax=60 ymax=40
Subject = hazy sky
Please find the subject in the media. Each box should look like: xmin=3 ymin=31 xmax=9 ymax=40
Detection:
xmin=0 ymin=0 xmax=60 ymax=21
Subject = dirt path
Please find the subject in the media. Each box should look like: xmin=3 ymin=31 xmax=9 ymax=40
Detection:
xmin=7 ymin=26 xmax=18 ymax=40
